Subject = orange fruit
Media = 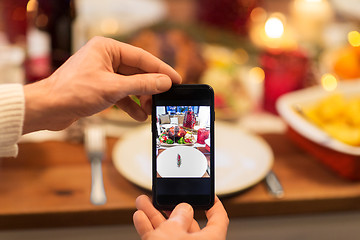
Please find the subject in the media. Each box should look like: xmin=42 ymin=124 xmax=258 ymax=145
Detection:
xmin=333 ymin=47 xmax=360 ymax=79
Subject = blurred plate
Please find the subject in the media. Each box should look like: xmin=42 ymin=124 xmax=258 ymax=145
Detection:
xmin=276 ymin=80 xmax=360 ymax=155
xmin=157 ymin=146 xmax=208 ymax=178
xmin=112 ymin=122 xmax=273 ymax=196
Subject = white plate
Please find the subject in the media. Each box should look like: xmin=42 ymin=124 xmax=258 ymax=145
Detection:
xmin=276 ymin=80 xmax=360 ymax=155
xmin=157 ymin=146 xmax=208 ymax=178
xmin=112 ymin=122 xmax=274 ymax=196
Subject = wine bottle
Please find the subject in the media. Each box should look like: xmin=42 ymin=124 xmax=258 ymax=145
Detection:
xmin=26 ymin=0 xmax=75 ymax=82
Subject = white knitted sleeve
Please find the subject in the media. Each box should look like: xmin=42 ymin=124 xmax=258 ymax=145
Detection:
xmin=0 ymin=84 xmax=24 ymax=157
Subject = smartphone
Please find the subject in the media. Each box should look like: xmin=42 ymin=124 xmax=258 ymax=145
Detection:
xmin=152 ymin=84 xmax=215 ymax=210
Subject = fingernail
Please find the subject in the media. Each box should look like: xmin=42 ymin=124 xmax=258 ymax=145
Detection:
xmin=156 ymin=75 xmax=171 ymax=92
xmin=177 ymin=203 xmax=193 ymax=214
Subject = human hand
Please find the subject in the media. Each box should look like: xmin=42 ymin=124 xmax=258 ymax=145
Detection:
xmin=23 ymin=36 xmax=181 ymax=134
xmin=133 ymin=195 xmax=229 ymax=240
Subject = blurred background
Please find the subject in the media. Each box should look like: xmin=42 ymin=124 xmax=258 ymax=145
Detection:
xmin=1 ymin=0 xmax=360 ymax=117
xmin=1 ymin=0 xmax=360 ymax=239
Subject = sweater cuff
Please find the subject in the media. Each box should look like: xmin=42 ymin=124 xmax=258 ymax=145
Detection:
xmin=0 ymin=84 xmax=24 ymax=157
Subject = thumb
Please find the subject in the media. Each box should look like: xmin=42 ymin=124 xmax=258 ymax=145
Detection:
xmin=115 ymin=73 xmax=172 ymax=96
xmin=167 ymin=203 xmax=194 ymax=231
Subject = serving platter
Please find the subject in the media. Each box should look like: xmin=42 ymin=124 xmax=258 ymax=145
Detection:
xmin=276 ymin=80 xmax=360 ymax=155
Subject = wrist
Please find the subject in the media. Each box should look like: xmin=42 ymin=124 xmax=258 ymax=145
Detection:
xmin=23 ymin=78 xmax=72 ymax=134
xmin=23 ymin=80 xmax=50 ymax=134
xmin=23 ymin=76 xmax=80 ymax=134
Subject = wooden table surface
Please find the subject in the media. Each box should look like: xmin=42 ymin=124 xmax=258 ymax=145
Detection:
xmin=1 ymin=132 xmax=360 ymax=229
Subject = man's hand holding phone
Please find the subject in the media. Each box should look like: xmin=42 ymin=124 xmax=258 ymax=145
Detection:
xmin=133 ymin=195 xmax=229 ymax=240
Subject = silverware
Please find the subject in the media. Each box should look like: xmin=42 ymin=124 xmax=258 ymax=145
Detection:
xmin=265 ymin=170 xmax=284 ymax=198
xmin=85 ymin=124 xmax=107 ymax=205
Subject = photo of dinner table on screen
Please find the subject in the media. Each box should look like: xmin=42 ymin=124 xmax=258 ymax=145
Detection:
xmin=155 ymin=106 xmax=211 ymax=179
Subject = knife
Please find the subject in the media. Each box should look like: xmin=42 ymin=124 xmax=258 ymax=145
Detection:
xmin=265 ymin=170 xmax=284 ymax=198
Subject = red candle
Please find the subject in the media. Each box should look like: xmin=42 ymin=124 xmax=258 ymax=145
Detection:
xmin=261 ymin=49 xmax=309 ymax=114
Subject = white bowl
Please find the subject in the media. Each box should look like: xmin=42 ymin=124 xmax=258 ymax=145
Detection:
xmin=276 ymin=79 xmax=360 ymax=156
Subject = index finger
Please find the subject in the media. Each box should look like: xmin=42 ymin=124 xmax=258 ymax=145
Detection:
xmin=135 ymin=195 xmax=166 ymax=228
xmin=200 ymin=196 xmax=229 ymax=236
xmin=107 ymin=38 xmax=182 ymax=84
xmin=206 ymin=196 xmax=229 ymax=226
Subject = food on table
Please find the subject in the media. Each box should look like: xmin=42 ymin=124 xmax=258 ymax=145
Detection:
xmin=114 ymin=23 xmax=253 ymax=121
xmin=131 ymin=27 xmax=251 ymax=120
xmin=302 ymin=93 xmax=360 ymax=146
xmin=130 ymin=29 xmax=206 ymax=84
xmin=200 ymin=44 xmax=250 ymax=120
xmin=183 ymin=133 xmax=193 ymax=143
xmin=168 ymin=126 xmax=186 ymax=139
xmin=159 ymin=126 xmax=194 ymax=145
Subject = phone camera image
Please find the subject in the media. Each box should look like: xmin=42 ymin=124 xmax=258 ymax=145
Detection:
xmin=155 ymin=106 xmax=211 ymax=179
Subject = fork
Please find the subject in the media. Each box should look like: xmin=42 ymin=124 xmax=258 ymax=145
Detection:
xmin=85 ymin=124 xmax=107 ymax=205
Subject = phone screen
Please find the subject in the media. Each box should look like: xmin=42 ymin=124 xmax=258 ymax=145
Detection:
xmin=152 ymin=85 xmax=214 ymax=210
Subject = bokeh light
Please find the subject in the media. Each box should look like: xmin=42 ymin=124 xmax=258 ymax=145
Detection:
xmin=321 ymin=73 xmax=338 ymax=91
xmin=249 ymin=67 xmax=265 ymax=83
xmin=265 ymin=17 xmax=284 ymax=38
xmin=348 ymin=31 xmax=360 ymax=47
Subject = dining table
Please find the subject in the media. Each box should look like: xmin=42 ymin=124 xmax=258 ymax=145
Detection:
xmin=1 ymin=121 xmax=360 ymax=230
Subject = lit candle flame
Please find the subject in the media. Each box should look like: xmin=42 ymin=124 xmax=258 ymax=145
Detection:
xmin=265 ymin=17 xmax=284 ymax=38
xmin=249 ymin=12 xmax=296 ymax=49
